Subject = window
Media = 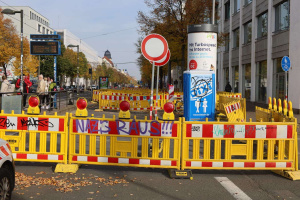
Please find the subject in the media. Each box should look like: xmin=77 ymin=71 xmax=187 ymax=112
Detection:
xmin=232 ymin=66 xmax=239 ymax=93
xmin=257 ymin=60 xmax=267 ymax=102
xmin=47 ymin=29 xmax=49 ymax=34
xmin=225 ymin=2 xmax=230 ymax=20
xmin=275 ymin=0 xmax=289 ymax=31
xmin=30 ymin=11 xmax=32 ymax=19
xmin=233 ymin=0 xmax=240 ymax=14
xmin=38 ymin=24 xmax=41 ymax=32
xmin=244 ymin=21 xmax=252 ymax=44
xmin=257 ymin=12 xmax=268 ymax=38
xmin=233 ymin=28 xmax=239 ymax=48
xmin=225 ymin=34 xmax=230 ymax=51
xmin=50 ymin=31 xmax=52 ymax=34
xmin=244 ymin=64 xmax=251 ymax=100
xmin=244 ymin=0 xmax=252 ymax=6
xmin=42 ymin=27 xmax=45 ymax=34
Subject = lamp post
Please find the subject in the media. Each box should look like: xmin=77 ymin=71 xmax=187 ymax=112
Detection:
xmin=67 ymin=44 xmax=79 ymax=96
xmin=2 ymin=9 xmax=24 ymax=93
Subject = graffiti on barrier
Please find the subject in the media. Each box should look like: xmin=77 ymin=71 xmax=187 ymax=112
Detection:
xmin=75 ymin=119 xmax=175 ymax=136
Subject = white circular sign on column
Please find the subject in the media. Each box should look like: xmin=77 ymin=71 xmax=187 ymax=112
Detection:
xmin=188 ymin=25 xmax=217 ymax=72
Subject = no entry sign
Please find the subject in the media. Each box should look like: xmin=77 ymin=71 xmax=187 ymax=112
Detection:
xmin=141 ymin=34 xmax=168 ymax=62
xmin=150 ymin=49 xmax=171 ymax=66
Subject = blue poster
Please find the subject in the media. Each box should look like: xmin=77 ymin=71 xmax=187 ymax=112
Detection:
xmin=183 ymin=71 xmax=215 ymax=121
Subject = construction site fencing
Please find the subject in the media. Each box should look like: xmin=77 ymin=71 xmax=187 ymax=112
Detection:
xmin=0 ymin=110 xmax=68 ymax=164
xmin=68 ymin=114 xmax=181 ymax=169
xmin=181 ymin=118 xmax=298 ymax=174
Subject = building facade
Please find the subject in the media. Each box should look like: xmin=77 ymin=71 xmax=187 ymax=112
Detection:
xmin=1 ymin=6 xmax=54 ymax=79
xmin=217 ymin=0 xmax=300 ymax=109
xmin=1 ymin=6 xmax=54 ymax=39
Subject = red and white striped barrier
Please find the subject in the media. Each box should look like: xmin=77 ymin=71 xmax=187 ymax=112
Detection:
xmin=73 ymin=120 xmax=178 ymax=137
xmin=0 ymin=116 xmax=65 ymax=132
xmin=186 ymin=124 xmax=293 ymax=139
xmin=13 ymin=153 xmax=63 ymax=161
xmin=225 ymin=102 xmax=241 ymax=114
xmin=72 ymin=156 xmax=177 ymax=167
xmin=185 ymin=161 xmax=292 ymax=168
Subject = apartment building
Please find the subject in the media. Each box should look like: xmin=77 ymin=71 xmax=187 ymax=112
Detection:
xmin=217 ymin=0 xmax=300 ymax=110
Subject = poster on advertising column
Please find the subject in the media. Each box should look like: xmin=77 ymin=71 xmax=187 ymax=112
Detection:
xmin=187 ymin=32 xmax=217 ymax=72
xmin=99 ymin=77 xmax=109 ymax=89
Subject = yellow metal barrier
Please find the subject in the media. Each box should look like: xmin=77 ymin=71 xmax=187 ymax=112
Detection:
xmin=255 ymin=106 xmax=271 ymax=122
xmin=223 ymin=100 xmax=245 ymax=122
xmin=181 ymin=117 xmax=300 ymax=180
xmin=68 ymin=114 xmax=181 ymax=171
xmin=0 ymin=110 xmax=68 ymax=165
xmin=92 ymin=90 xmax=100 ymax=102
xmin=218 ymin=95 xmax=246 ymax=120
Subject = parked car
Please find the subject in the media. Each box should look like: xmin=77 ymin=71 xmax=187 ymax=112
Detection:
xmin=0 ymin=139 xmax=15 ymax=199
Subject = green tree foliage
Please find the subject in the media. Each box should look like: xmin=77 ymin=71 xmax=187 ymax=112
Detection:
xmin=137 ymin=0 xmax=224 ymax=86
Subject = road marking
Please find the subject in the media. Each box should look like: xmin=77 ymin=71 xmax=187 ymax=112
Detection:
xmin=215 ymin=177 xmax=252 ymax=200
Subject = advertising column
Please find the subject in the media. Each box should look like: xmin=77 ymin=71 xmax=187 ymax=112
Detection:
xmin=183 ymin=24 xmax=218 ymax=121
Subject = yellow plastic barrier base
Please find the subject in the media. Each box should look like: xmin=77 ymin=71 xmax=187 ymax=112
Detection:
xmin=27 ymin=106 xmax=40 ymax=115
xmin=168 ymin=169 xmax=193 ymax=180
xmin=273 ymin=170 xmax=300 ymax=181
xmin=163 ymin=112 xmax=175 ymax=121
xmin=94 ymin=109 xmax=103 ymax=112
xmin=119 ymin=110 xmax=130 ymax=119
xmin=55 ymin=164 xmax=79 ymax=173
xmin=76 ymin=109 xmax=88 ymax=117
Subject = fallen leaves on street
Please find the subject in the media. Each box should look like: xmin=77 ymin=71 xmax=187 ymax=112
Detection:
xmin=15 ymin=172 xmax=130 ymax=193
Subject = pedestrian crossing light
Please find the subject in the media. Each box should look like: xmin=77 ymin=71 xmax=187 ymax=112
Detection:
xmin=163 ymin=102 xmax=175 ymax=121
xmin=76 ymin=98 xmax=88 ymax=117
xmin=119 ymin=101 xmax=130 ymax=119
xmin=27 ymin=96 xmax=40 ymax=114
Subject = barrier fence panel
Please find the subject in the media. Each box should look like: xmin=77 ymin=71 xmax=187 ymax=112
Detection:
xmin=255 ymin=106 xmax=272 ymax=122
xmin=181 ymin=118 xmax=298 ymax=174
xmin=68 ymin=114 xmax=181 ymax=170
xmin=0 ymin=111 xmax=68 ymax=164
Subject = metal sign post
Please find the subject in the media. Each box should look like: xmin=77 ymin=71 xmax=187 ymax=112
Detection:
xmin=54 ymin=56 xmax=57 ymax=108
xmin=155 ymin=65 xmax=160 ymax=119
xmin=281 ymin=56 xmax=291 ymax=101
xmin=150 ymin=61 xmax=155 ymax=120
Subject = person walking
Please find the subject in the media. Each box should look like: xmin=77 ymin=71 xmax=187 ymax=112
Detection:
xmin=1 ymin=75 xmax=11 ymax=97
xmin=43 ymin=77 xmax=49 ymax=109
xmin=48 ymin=78 xmax=56 ymax=110
xmin=225 ymin=82 xmax=232 ymax=92
xmin=37 ymin=74 xmax=46 ymax=109
xmin=23 ymin=75 xmax=32 ymax=107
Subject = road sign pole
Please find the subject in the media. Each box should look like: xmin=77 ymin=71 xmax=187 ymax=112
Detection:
xmin=54 ymin=56 xmax=57 ymax=108
xmin=150 ymin=61 xmax=155 ymax=120
xmin=155 ymin=65 xmax=159 ymax=119
xmin=285 ymin=71 xmax=288 ymax=101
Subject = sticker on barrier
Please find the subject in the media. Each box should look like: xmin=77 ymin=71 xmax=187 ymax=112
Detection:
xmin=68 ymin=114 xmax=181 ymax=170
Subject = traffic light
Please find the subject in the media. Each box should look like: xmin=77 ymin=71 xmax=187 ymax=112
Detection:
xmin=89 ymin=68 xmax=92 ymax=74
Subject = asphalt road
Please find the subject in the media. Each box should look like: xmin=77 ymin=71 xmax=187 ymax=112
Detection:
xmin=11 ymin=102 xmax=300 ymax=200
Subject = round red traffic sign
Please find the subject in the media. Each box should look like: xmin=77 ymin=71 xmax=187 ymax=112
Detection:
xmin=150 ymin=49 xmax=171 ymax=66
xmin=141 ymin=34 xmax=168 ymax=62
xmin=189 ymin=60 xmax=197 ymax=70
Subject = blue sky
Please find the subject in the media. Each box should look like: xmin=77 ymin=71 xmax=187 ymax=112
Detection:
xmin=1 ymin=0 xmax=149 ymax=80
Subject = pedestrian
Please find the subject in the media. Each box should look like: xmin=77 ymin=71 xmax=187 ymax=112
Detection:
xmin=1 ymin=75 xmax=13 ymax=97
xmin=37 ymin=74 xmax=46 ymax=109
xmin=49 ymin=78 xmax=56 ymax=110
xmin=23 ymin=75 xmax=32 ymax=107
xmin=225 ymin=82 xmax=232 ymax=92
xmin=43 ymin=77 xmax=49 ymax=109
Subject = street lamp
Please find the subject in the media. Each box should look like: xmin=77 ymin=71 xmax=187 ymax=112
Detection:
xmin=67 ymin=44 xmax=79 ymax=96
xmin=1 ymin=9 xmax=24 ymax=93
